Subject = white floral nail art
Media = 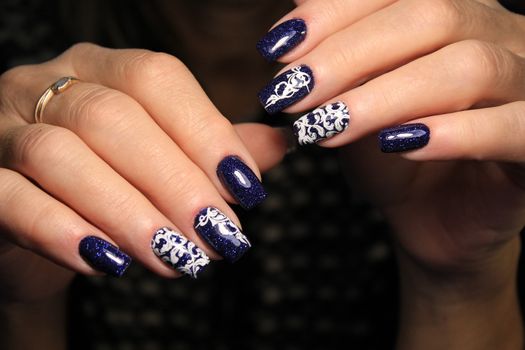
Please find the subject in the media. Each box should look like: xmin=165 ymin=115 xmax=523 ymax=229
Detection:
xmin=151 ymin=227 xmax=210 ymax=278
xmin=293 ymin=102 xmax=350 ymax=145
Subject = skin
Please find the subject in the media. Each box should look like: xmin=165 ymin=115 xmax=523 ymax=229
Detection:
xmin=273 ymin=0 xmax=525 ymax=348
xmin=1 ymin=0 xmax=525 ymax=349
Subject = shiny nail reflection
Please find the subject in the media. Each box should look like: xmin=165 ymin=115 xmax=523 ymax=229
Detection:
xmin=258 ymin=65 xmax=314 ymax=115
xmin=78 ymin=236 xmax=131 ymax=277
xmin=256 ymin=18 xmax=307 ymax=61
xmin=379 ymin=123 xmax=430 ymax=153
xmin=217 ymin=156 xmax=267 ymax=210
xmin=194 ymin=207 xmax=250 ymax=263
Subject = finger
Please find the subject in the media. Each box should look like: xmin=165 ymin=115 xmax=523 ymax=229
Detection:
xmin=296 ymin=40 xmax=525 ymax=146
xmin=258 ymin=0 xmax=525 ymax=115
xmin=256 ymin=0 xmax=396 ymax=62
xmin=378 ymin=102 xmax=525 ymax=162
xmin=0 ymin=168 xmax=130 ymax=277
xmin=234 ymin=123 xmax=289 ymax=172
xmin=41 ymin=82 xmax=250 ymax=264
xmin=1 ymin=123 xmax=212 ymax=277
xmin=66 ymin=44 xmax=267 ymax=210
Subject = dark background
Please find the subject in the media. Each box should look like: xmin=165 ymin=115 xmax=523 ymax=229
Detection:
xmin=1 ymin=1 xmax=524 ymax=349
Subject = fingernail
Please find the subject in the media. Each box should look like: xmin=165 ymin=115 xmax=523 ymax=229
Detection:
xmin=151 ymin=227 xmax=210 ymax=279
xmin=293 ymin=102 xmax=350 ymax=145
xmin=78 ymin=236 xmax=131 ymax=277
xmin=217 ymin=156 xmax=267 ymax=210
xmin=256 ymin=18 xmax=307 ymax=62
xmin=194 ymin=207 xmax=250 ymax=263
xmin=258 ymin=65 xmax=314 ymax=115
xmin=379 ymin=123 xmax=430 ymax=153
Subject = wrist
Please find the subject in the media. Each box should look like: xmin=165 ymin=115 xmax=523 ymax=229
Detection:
xmin=395 ymin=237 xmax=523 ymax=350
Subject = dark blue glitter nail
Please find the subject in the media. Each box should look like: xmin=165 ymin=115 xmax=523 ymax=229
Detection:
xmin=194 ymin=207 xmax=250 ymax=263
xmin=78 ymin=236 xmax=131 ymax=277
xmin=258 ymin=65 xmax=314 ymax=115
xmin=217 ymin=156 xmax=267 ymax=210
xmin=379 ymin=123 xmax=430 ymax=153
xmin=256 ymin=18 xmax=307 ymax=62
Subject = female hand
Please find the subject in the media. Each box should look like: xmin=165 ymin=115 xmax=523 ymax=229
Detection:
xmin=256 ymin=0 xmax=525 ymax=348
xmin=0 ymin=43 xmax=288 ymax=304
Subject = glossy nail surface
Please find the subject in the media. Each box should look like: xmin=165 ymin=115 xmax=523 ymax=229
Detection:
xmin=79 ymin=236 xmax=131 ymax=277
xmin=258 ymin=65 xmax=314 ymax=115
xmin=293 ymin=102 xmax=350 ymax=145
xmin=217 ymin=156 xmax=267 ymax=210
xmin=151 ymin=227 xmax=210 ymax=278
xmin=256 ymin=18 xmax=307 ymax=61
xmin=194 ymin=207 xmax=250 ymax=263
xmin=379 ymin=123 xmax=430 ymax=153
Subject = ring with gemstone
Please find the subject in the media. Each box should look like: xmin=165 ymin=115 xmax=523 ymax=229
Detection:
xmin=34 ymin=76 xmax=80 ymax=123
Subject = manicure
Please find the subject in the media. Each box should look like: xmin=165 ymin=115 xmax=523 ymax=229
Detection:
xmin=256 ymin=18 xmax=307 ymax=62
xmin=379 ymin=123 xmax=430 ymax=153
xmin=79 ymin=236 xmax=131 ymax=277
xmin=258 ymin=65 xmax=314 ymax=115
xmin=293 ymin=102 xmax=350 ymax=145
xmin=217 ymin=156 xmax=267 ymax=210
xmin=194 ymin=207 xmax=250 ymax=263
xmin=151 ymin=227 xmax=210 ymax=278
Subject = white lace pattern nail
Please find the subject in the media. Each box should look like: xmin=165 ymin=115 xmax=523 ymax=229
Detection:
xmin=151 ymin=227 xmax=210 ymax=278
xmin=293 ymin=102 xmax=350 ymax=145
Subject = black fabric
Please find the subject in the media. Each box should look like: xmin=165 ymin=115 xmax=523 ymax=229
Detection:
xmin=1 ymin=1 xmax=524 ymax=349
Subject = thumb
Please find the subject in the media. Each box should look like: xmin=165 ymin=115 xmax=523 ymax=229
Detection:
xmin=234 ymin=123 xmax=290 ymax=172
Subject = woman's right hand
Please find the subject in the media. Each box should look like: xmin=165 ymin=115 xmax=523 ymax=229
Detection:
xmin=0 ymin=43 xmax=287 ymax=303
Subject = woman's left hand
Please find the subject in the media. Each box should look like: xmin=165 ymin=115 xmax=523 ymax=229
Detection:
xmin=257 ymin=1 xmax=525 ymax=348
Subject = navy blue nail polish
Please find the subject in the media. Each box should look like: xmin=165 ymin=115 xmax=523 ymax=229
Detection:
xmin=379 ymin=123 xmax=430 ymax=153
xmin=294 ymin=102 xmax=350 ymax=145
xmin=256 ymin=18 xmax=307 ymax=62
xmin=194 ymin=207 xmax=250 ymax=263
xmin=258 ymin=65 xmax=314 ymax=115
xmin=217 ymin=156 xmax=267 ymax=210
xmin=151 ymin=227 xmax=210 ymax=278
xmin=78 ymin=236 xmax=131 ymax=277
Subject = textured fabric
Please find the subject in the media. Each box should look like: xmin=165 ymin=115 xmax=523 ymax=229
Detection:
xmin=1 ymin=1 xmax=524 ymax=350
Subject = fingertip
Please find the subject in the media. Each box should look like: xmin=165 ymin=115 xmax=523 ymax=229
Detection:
xmin=234 ymin=123 xmax=288 ymax=172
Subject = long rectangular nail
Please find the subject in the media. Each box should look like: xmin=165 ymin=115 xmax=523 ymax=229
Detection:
xmin=194 ymin=207 xmax=250 ymax=263
xmin=379 ymin=123 xmax=430 ymax=153
xmin=256 ymin=18 xmax=307 ymax=62
xmin=293 ymin=102 xmax=350 ymax=145
xmin=217 ymin=156 xmax=267 ymax=210
xmin=258 ymin=65 xmax=314 ymax=115
xmin=151 ymin=227 xmax=210 ymax=278
xmin=79 ymin=236 xmax=131 ymax=277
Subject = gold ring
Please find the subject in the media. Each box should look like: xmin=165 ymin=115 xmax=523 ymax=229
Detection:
xmin=34 ymin=76 xmax=80 ymax=123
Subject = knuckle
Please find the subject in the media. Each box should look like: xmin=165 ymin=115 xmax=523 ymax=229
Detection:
xmin=450 ymin=40 xmax=509 ymax=91
xmin=0 ymin=65 xmax=34 ymax=112
xmin=66 ymin=85 xmax=135 ymax=130
xmin=4 ymin=124 xmax=78 ymax=169
xmin=121 ymin=51 xmax=187 ymax=87
xmin=64 ymin=42 xmax=100 ymax=57
xmin=408 ymin=0 xmax=464 ymax=41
